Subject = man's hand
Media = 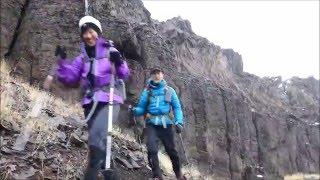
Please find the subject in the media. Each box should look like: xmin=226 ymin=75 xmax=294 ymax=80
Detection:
xmin=43 ymin=75 xmax=53 ymax=90
xmin=55 ymin=45 xmax=67 ymax=59
xmin=145 ymin=113 xmax=151 ymax=120
xmin=175 ymin=123 xmax=183 ymax=134
xmin=128 ymin=105 xmax=134 ymax=113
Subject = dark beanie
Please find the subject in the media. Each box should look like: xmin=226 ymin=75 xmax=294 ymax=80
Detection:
xmin=150 ymin=67 xmax=163 ymax=75
xmin=81 ymin=23 xmax=102 ymax=35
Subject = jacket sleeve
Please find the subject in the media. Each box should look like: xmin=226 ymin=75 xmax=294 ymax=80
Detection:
xmin=55 ymin=55 xmax=84 ymax=86
xmin=133 ymin=89 xmax=148 ymax=116
xmin=170 ymin=88 xmax=183 ymax=125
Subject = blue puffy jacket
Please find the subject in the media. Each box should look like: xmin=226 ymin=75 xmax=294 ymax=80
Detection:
xmin=133 ymin=79 xmax=183 ymax=126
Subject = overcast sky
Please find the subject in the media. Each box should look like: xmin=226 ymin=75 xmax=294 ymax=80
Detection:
xmin=143 ymin=1 xmax=319 ymax=80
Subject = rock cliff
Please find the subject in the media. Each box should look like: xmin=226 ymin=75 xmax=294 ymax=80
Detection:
xmin=1 ymin=0 xmax=319 ymax=179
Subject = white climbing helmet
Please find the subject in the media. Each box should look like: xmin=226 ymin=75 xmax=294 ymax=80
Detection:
xmin=78 ymin=16 xmax=102 ymax=32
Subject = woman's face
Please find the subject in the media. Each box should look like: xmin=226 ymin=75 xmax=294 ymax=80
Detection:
xmin=82 ymin=28 xmax=98 ymax=46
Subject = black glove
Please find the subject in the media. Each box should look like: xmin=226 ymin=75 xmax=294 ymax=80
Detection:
xmin=109 ymin=47 xmax=123 ymax=66
xmin=175 ymin=124 xmax=183 ymax=134
xmin=127 ymin=105 xmax=136 ymax=127
xmin=55 ymin=45 xmax=67 ymax=59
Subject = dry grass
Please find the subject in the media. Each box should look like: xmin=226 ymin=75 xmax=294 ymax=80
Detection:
xmin=1 ymin=60 xmax=82 ymax=150
xmin=1 ymin=60 xmax=87 ymax=179
xmin=112 ymin=126 xmax=137 ymax=143
xmin=284 ymin=173 xmax=320 ymax=180
xmin=158 ymin=150 xmax=216 ymax=180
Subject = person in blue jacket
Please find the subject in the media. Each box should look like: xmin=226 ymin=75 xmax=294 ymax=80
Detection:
xmin=132 ymin=67 xmax=186 ymax=180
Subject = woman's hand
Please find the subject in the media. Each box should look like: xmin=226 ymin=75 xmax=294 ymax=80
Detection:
xmin=55 ymin=45 xmax=67 ymax=59
xmin=43 ymin=75 xmax=53 ymax=90
xmin=109 ymin=47 xmax=123 ymax=66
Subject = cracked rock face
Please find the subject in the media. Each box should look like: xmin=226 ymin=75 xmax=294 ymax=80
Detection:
xmin=0 ymin=0 xmax=26 ymax=57
xmin=1 ymin=0 xmax=319 ymax=179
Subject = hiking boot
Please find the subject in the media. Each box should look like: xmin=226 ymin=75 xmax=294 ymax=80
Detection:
xmin=177 ymin=175 xmax=187 ymax=180
xmin=148 ymin=178 xmax=163 ymax=180
xmin=84 ymin=146 xmax=105 ymax=180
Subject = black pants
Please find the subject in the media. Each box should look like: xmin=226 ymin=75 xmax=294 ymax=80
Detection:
xmin=146 ymin=124 xmax=182 ymax=178
xmin=83 ymin=102 xmax=120 ymax=180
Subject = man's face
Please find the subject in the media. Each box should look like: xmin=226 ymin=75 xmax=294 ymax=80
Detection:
xmin=82 ymin=28 xmax=98 ymax=46
xmin=151 ymin=71 xmax=164 ymax=83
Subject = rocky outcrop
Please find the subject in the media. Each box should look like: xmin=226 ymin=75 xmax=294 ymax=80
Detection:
xmin=222 ymin=49 xmax=243 ymax=75
xmin=1 ymin=0 xmax=319 ymax=179
xmin=0 ymin=0 xmax=27 ymax=57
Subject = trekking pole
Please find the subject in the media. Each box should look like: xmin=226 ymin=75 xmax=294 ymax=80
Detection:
xmin=135 ymin=116 xmax=144 ymax=149
xmin=102 ymin=63 xmax=119 ymax=180
xmin=178 ymin=132 xmax=194 ymax=179
xmin=106 ymin=64 xmax=115 ymax=168
xmin=178 ymin=134 xmax=190 ymax=165
xmin=128 ymin=108 xmax=143 ymax=151
xmin=84 ymin=0 xmax=89 ymax=15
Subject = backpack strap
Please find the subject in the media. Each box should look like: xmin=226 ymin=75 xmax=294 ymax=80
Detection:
xmin=165 ymin=85 xmax=175 ymax=120
xmin=143 ymin=85 xmax=152 ymax=121
xmin=164 ymin=85 xmax=172 ymax=103
xmin=145 ymin=85 xmax=152 ymax=109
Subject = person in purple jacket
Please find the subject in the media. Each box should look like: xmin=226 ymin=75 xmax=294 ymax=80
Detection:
xmin=43 ymin=16 xmax=129 ymax=179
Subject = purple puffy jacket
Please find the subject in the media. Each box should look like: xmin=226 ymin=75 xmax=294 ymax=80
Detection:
xmin=54 ymin=37 xmax=130 ymax=105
